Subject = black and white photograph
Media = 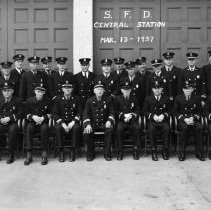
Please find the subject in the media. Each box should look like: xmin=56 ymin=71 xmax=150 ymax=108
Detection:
xmin=0 ymin=0 xmax=211 ymax=209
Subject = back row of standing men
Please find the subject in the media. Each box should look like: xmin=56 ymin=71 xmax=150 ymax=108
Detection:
xmin=0 ymin=50 xmax=211 ymax=165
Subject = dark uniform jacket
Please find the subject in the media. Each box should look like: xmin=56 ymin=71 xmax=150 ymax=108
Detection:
xmin=19 ymin=70 xmax=49 ymax=102
xmin=11 ymin=68 xmax=26 ymax=96
xmin=145 ymin=71 xmax=168 ymax=96
xmin=0 ymin=96 xmax=23 ymax=124
xmin=142 ymin=94 xmax=170 ymax=122
xmin=74 ymin=71 xmax=96 ymax=109
xmin=203 ymin=96 xmax=211 ymax=120
xmin=114 ymin=95 xmax=140 ymax=123
xmin=0 ymin=74 xmax=19 ymax=97
xmin=119 ymin=75 xmax=144 ymax=104
xmin=172 ymin=93 xmax=202 ymax=122
xmin=111 ymin=68 xmax=128 ymax=79
xmin=161 ymin=65 xmax=180 ymax=100
xmin=202 ymin=64 xmax=211 ymax=97
xmin=83 ymin=95 xmax=115 ymax=128
xmin=51 ymin=70 xmax=75 ymax=98
xmin=177 ymin=66 xmax=206 ymax=99
xmin=25 ymin=96 xmax=51 ymax=124
xmin=94 ymin=73 xmax=119 ymax=97
xmin=53 ymin=95 xmax=82 ymax=125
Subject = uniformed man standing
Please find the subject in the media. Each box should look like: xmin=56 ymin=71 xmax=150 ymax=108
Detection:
xmin=83 ymin=80 xmax=115 ymax=161
xmin=94 ymin=59 xmax=119 ymax=97
xmin=161 ymin=52 xmax=180 ymax=105
xmin=19 ymin=56 xmax=49 ymax=102
xmin=0 ymin=82 xmax=23 ymax=164
xmin=202 ymin=50 xmax=211 ymax=98
xmin=142 ymin=80 xmax=171 ymax=161
xmin=114 ymin=81 xmax=141 ymax=160
xmin=177 ymin=52 xmax=206 ymax=105
xmin=111 ymin=57 xmax=127 ymax=79
xmin=53 ymin=81 xmax=82 ymax=162
xmin=11 ymin=54 xmax=26 ymax=96
xmin=146 ymin=59 xmax=168 ymax=96
xmin=24 ymin=82 xmax=51 ymax=165
xmin=41 ymin=56 xmax=55 ymax=99
xmin=120 ymin=61 xmax=144 ymax=108
xmin=0 ymin=62 xmax=19 ymax=97
xmin=74 ymin=58 xmax=96 ymax=110
xmin=173 ymin=80 xmax=205 ymax=161
xmin=52 ymin=57 xmax=75 ymax=99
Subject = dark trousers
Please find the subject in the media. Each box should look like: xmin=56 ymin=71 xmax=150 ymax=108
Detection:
xmin=115 ymin=121 xmax=140 ymax=152
xmin=26 ymin=123 xmax=49 ymax=151
xmin=179 ymin=121 xmax=204 ymax=154
xmin=148 ymin=121 xmax=170 ymax=150
xmin=83 ymin=126 xmax=113 ymax=156
xmin=55 ymin=123 xmax=80 ymax=151
xmin=0 ymin=123 xmax=18 ymax=152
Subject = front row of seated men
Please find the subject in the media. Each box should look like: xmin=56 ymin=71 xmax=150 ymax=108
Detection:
xmin=0 ymin=77 xmax=210 ymax=165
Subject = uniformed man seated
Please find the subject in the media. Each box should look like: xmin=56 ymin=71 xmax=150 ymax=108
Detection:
xmin=53 ymin=80 xmax=82 ymax=162
xmin=0 ymin=82 xmax=23 ymax=164
xmin=24 ymin=81 xmax=51 ymax=165
xmin=142 ymin=80 xmax=171 ymax=161
xmin=75 ymin=58 xmax=96 ymax=110
xmin=83 ymin=80 xmax=115 ymax=161
xmin=173 ymin=80 xmax=205 ymax=161
xmin=114 ymin=81 xmax=141 ymax=160
xmin=204 ymin=95 xmax=211 ymax=159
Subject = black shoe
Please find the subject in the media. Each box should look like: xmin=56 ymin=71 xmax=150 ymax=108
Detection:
xmin=152 ymin=151 xmax=158 ymax=161
xmin=196 ymin=153 xmax=205 ymax=161
xmin=6 ymin=154 xmax=14 ymax=164
xmin=24 ymin=152 xmax=33 ymax=165
xmin=86 ymin=155 xmax=94 ymax=161
xmin=117 ymin=152 xmax=123 ymax=161
xmin=179 ymin=153 xmax=185 ymax=161
xmin=59 ymin=152 xmax=65 ymax=162
xmin=69 ymin=150 xmax=76 ymax=162
xmin=133 ymin=149 xmax=139 ymax=160
xmin=41 ymin=157 xmax=48 ymax=165
xmin=104 ymin=154 xmax=112 ymax=161
xmin=162 ymin=149 xmax=170 ymax=160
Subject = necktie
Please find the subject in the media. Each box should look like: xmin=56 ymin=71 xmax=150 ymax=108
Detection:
xmin=5 ymin=76 xmax=9 ymax=81
xmin=86 ymin=72 xmax=88 ymax=78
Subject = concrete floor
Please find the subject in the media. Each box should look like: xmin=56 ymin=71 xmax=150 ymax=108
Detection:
xmin=0 ymin=154 xmax=211 ymax=210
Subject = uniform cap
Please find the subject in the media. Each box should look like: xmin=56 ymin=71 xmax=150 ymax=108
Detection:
xmin=162 ymin=52 xmax=175 ymax=59
xmin=100 ymin=59 xmax=112 ymax=66
xmin=28 ymin=56 xmax=40 ymax=63
xmin=94 ymin=80 xmax=104 ymax=89
xmin=34 ymin=82 xmax=46 ymax=91
xmin=124 ymin=61 xmax=136 ymax=69
xmin=41 ymin=56 xmax=52 ymax=64
xmin=13 ymin=54 xmax=25 ymax=61
xmin=152 ymin=80 xmax=163 ymax=89
xmin=182 ymin=80 xmax=196 ymax=89
xmin=135 ymin=57 xmax=146 ymax=65
xmin=0 ymin=61 xmax=13 ymax=69
xmin=55 ymin=57 xmax=68 ymax=64
xmin=121 ymin=81 xmax=131 ymax=90
xmin=114 ymin=57 xmax=125 ymax=65
xmin=186 ymin=52 xmax=198 ymax=60
xmin=62 ymin=80 xmax=73 ymax=88
xmin=79 ymin=58 xmax=91 ymax=65
xmin=1 ymin=82 xmax=14 ymax=90
xmin=151 ymin=59 xmax=163 ymax=66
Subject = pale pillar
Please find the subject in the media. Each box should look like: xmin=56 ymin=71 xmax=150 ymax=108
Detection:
xmin=73 ymin=0 xmax=93 ymax=74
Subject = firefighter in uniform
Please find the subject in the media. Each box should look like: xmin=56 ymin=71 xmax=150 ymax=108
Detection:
xmin=53 ymin=80 xmax=82 ymax=162
xmin=0 ymin=82 xmax=23 ymax=164
xmin=203 ymin=95 xmax=211 ymax=159
xmin=94 ymin=59 xmax=119 ymax=97
xmin=120 ymin=61 xmax=144 ymax=108
xmin=19 ymin=56 xmax=49 ymax=102
xmin=202 ymin=50 xmax=211 ymax=98
xmin=52 ymin=57 xmax=76 ymax=99
xmin=75 ymin=58 xmax=96 ymax=110
xmin=173 ymin=80 xmax=205 ymax=161
xmin=114 ymin=81 xmax=141 ymax=160
xmin=0 ymin=62 xmax=19 ymax=97
xmin=142 ymin=80 xmax=171 ymax=161
xmin=161 ymin=52 xmax=181 ymax=106
xmin=83 ymin=80 xmax=115 ymax=161
xmin=11 ymin=54 xmax=26 ymax=96
xmin=111 ymin=57 xmax=128 ymax=79
xmin=177 ymin=52 xmax=206 ymax=105
xmin=24 ymin=82 xmax=51 ymax=165
xmin=146 ymin=59 xmax=168 ymax=96
xmin=41 ymin=56 xmax=55 ymax=99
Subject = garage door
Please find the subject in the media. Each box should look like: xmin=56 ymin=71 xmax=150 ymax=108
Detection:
xmin=1 ymin=0 xmax=73 ymax=71
xmin=94 ymin=0 xmax=211 ymax=72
